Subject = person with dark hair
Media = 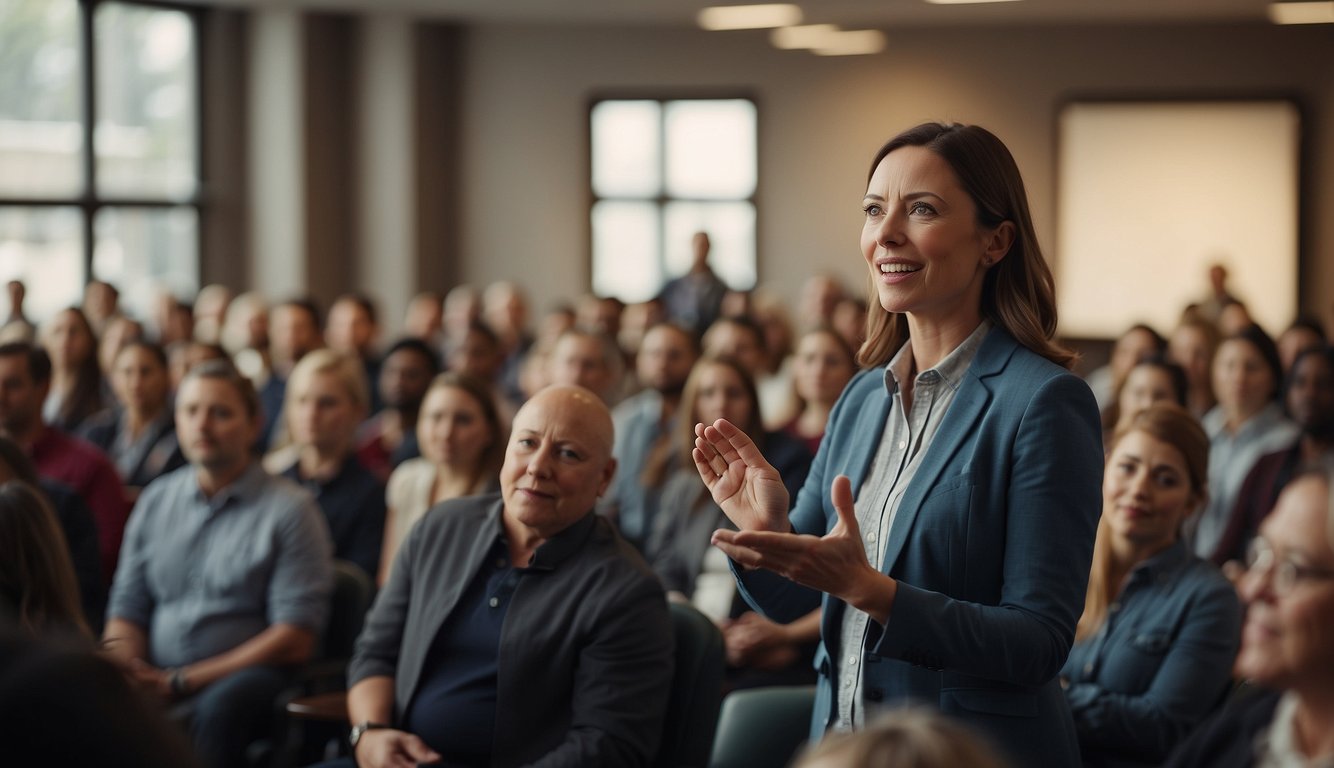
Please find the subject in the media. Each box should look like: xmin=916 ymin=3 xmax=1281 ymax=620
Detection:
xmin=694 ymin=123 xmax=1103 ymax=768
xmin=1165 ymin=468 xmax=1334 ymax=768
xmin=1193 ymin=324 xmax=1299 ymax=558
xmin=1064 ymin=404 xmax=1241 ymax=767
xmin=1276 ymin=316 xmax=1326 ymax=376
xmin=0 ymin=480 xmax=92 ymax=640
xmin=40 ymin=306 xmax=107 ymax=434
xmin=1168 ymin=318 xmax=1220 ymax=419
xmin=80 ymin=341 xmax=186 ymax=495
xmin=0 ymin=341 xmax=129 ymax=585
xmin=259 ymin=297 xmax=325 ymax=452
xmin=702 ymin=314 xmax=769 ymax=381
xmin=326 ymin=292 xmax=383 ymax=412
xmin=546 ymin=328 xmax=621 ymax=404
xmin=658 ymin=231 xmax=729 ymax=337
xmin=1086 ymin=323 xmax=1167 ymax=414
xmin=356 ymin=337 xmax=439 ymax=482
xmin=1211 ymin=345 xmax=1334 ymax=566
xmin=102 ymin=359 xmax=333 ymax=768
xmin=1102 ymin=354 xmax=1189 ymax=441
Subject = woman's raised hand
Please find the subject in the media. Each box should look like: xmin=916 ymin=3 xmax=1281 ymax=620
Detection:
xmin=692 ymin=419 xmax=791 ymax=533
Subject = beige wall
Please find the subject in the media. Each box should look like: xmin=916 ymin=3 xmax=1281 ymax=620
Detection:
xmin=459 ymin=22 xmax=1334 ymax=334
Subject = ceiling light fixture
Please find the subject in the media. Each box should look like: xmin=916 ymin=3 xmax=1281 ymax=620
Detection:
xmin=923 ymin=0 xmax=1023 ymax=5
xmin=770 ymin=24 xmax=839 ymax=49
xmin=813 ymin=30 xmax=888 ymax=56
xmin=698 ymin=4 xmax=804 ymax=30
xmin=1267 ymin=0 xmax=1334 ymax=23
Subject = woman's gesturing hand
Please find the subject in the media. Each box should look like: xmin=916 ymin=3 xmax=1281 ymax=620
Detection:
xmin=692 ymin=418 xmax=792 ymax=533
xmin=711 ymin=475 xmax=897 ymax=624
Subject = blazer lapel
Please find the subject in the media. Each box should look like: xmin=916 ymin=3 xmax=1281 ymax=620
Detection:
xmin=878 ymin=329 xmax=1015 ymax=575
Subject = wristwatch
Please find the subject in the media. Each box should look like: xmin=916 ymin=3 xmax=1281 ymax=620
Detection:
xmin=349 ymin=721 xmax=391 ymax=749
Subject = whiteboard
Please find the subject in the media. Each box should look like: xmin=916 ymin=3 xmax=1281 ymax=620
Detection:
xmin=1056 ymin=100 xmax=1300 ymax=338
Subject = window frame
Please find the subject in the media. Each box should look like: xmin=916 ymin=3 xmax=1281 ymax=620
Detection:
xmin=585 ymin=91 xmax=761 ymax=302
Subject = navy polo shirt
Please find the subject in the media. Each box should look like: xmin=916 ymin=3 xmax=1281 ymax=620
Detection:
xmin=403 ymin=535 xmax=518 ymax=765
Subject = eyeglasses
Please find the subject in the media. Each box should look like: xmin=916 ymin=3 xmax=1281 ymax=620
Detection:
xmin=1244 ymin=536 xmax=1334 ymax=597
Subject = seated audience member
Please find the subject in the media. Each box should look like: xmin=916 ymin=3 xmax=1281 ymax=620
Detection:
xmin=702 ymin=314 xmax=769 ymax=381
xmin=447 ymin=321 xmax=516 ymax=422
xmin=101 ymin=360 xmax=334 ymax=768
xmin=603 ymin=322 xmax=698 ymax=550
xmin=381 ymin=372 xmax=505 ymax=583
xmin=1194 ymin=325 xmax=1299 ymax=558
xmin=218 ymin=290 xmax=269 ymax=383
xmin=1086 ymin=324 xmax=1167 ymax=414
xmin=783 ymin=326 xmax=859 ymax=456
xmin=192 ymin=283 xmax=233 ymax=347
xmin=1168 ymin=318 xmax=1220 ymax=419
xmin=1165 ymin=468 xmax=1334 ymax=768
xmin=97 ymin=313 xmax=145 ymax=380
xmin=751 ymin=292 xmax=798 ymax=429
xmin=1063 ymin=404 xmax=1242 ymax=767
xmin=0 ymin=480 xmax=92 ymax=640
xmin=1275 ymin=316 xmax=1326 ymax=376
xmin=80 ymin=341 xmax=186 ymax=496
xmin=0 ymin=437 xmax=103 ymax=630
xmin=481 ymin=281 xmax=534 ymax=406
xmin=167 ymin=339 xmax=228 ymax=394
xmin=326 ymin=293 xmax=383 ymax=411
xmin=648 ymin=356 xmax=814 ymax=686
xmin=40 ymin=307 xmax=107 ymax=434
xmin=258 ymin=297 xmax=324 ymax=452
xmin=267 ymin=350 xmax=386 ymax=581
xmin=796 ymin=708 xmax=1010 ymax=768
xmin=1217 ymin=299 xmax=1254 ymax=338
xmin=1212 ymin=345 xmax=1334 ymax=566
xmin=1102 ymin=354 xmax=1189 ymax=442
xmin=830 ymin=296 xmax=869 ymax=355
xmin=547 ymin=327 xmax=621 ymax=404
xmin=797 ymin=273 xmax=848 ymax=331
xmin=441 ymin=284 xmax=482 ymax=353
xmin=356 ymin=338 xmax=439 ymax=482
xmin=343 ymin=385 xmax=674 ymax=768
xmin=0 ymin=341 xmax=129 ymax=584
xmin=0 ymin=631 xmax=202 ymax=768
xmin=82 ymin=279 xmax=121 ymax=334
xmin=401 ymin=291 xmax=443 ymax=348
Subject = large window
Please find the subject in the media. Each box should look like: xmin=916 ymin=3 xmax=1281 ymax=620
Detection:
xmin=0 ymin=0 xmax=200 ymax=325
xmin=590 ymin=98 xmax=757 ymax=303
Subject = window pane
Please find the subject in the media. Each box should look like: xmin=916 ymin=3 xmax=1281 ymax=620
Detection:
xmin=0 ymin=0 xmax=83 ymax=198
xmin=664 ymin=201 xmax=756 ymax=291
xmin=592 ymin=201 xmax=661 ymax=303
xmin=0 ymin=206 xmax=85 ymax=327
xmin=664 ymin=100 xmax=756 ymax=199
xmin=94 ymin=206 xmax=198 ymax=322
xmin=94 ymin=2 xmax=197 ymax=199
xmin=591 ymin=100 xmax=661 ymax=198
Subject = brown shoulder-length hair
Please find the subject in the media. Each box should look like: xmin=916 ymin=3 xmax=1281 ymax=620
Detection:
xmin=857 ymin=123 xmax=1074 ymax=370
xmin=1076 ymin=403 xmax=1209 ymax=641
xmin=0 ymin=480 xmax=91 ymax=640
xmin=420 ymin=371 xmax=506 ymax=491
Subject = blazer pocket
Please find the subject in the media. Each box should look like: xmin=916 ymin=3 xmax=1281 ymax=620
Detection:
xmin=941 ymin=687 xmax=1038 ymax=718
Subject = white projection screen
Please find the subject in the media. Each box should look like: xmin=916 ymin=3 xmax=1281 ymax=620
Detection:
xmin=1056 ymin=100 xmax=1300 ymax=338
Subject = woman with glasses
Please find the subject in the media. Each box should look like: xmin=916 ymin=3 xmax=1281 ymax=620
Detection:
xmin=1062 ymin=404 xmax=1242 ymax=767
xmin=1166 ymin=467 xmax=1334 ymax=767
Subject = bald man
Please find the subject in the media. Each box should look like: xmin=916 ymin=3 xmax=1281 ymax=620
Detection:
xmin=345 ymin=386 xmax=674 ymax=768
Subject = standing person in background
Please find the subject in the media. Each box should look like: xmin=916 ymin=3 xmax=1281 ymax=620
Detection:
xmin=356 ymin=338 xmax=439 ymax=482
xmin=1 ymin=280 xmax=34 ymax=343
xmin=268 ymin=350 xmax=385 ymax=581
xmin=694 ymin=123 xmax=1103 ymax=767
xmin=40 ymin=307 xmax=106 ymax=434
xmin=659 ymin=231 xmax=729 ymax=338
xmin=1168 ymin=318 xmax=1220 ymax=419
xmin=0 ymin=342 xmax=129 ymax=586
xmin=1193 ymin=325 xmax=1298 ymax=558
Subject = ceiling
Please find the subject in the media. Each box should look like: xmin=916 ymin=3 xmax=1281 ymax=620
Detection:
xmin=185 ymin=0 xmax=1281 ymax=29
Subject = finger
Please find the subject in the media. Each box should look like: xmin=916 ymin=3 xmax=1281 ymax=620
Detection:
xmin=707 ymin=418 xmax=773 ymax=470
xmin=829 ymin=475 xmax=859 ymax=537
xmin=402 ymin=735 xmax=441 ymax=763
xmin=730 ymin=529 xmax=818 ymax=554
xmin=710 ymin=534 xmax=765 ymax=569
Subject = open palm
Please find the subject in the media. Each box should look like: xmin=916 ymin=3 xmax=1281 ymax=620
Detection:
xmin=692 ymin=419 xmax=791 ymax=533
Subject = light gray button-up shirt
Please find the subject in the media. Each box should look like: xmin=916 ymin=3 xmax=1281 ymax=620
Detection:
xmin=834 ymin=320 xmax=990 ymax=730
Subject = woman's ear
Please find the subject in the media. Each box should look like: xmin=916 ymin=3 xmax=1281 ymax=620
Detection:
xmin=982 ymin=221 xmax=1017 ymax=266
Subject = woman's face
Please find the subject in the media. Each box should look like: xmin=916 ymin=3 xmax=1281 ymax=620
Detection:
xmin=1168 ymin=326 xmax=1212 ymax=390
xmin=43 ymin=310 xmax=93 ymax=367
xmin=860 ymin=146 xmax=1005 ymax=330
xmin=1286 ymin=354 xmax=1334 ymax=436
xmin=694 ymin=364 xmax=753 ymax=428
xmin=793 ymin=332 xmax=856 ymax=407
xmin=1103 ymin=430 xmax=1197 ymax=552
xmin=418 ymin=385 xmax=494 ymax=470
xmin=289 ymin=371 xmax=361 ymax=454
xmin=1118 ymin=365 xmax=1176 ymax=425
xmin=1234 ymin=475 xmax=1334 ymax=691
xmin=1212 ymin=339 xmax=1275 ymax=417
xmin=111 ymin=347 xmax=169 ymax=414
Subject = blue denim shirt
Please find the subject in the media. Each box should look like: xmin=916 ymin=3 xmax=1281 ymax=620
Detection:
xmin=1061 ymin=539 xmax=1242 ymax=767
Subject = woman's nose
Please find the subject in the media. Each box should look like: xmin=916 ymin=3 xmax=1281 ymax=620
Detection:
xmin=877 ymin=211 xmax=905 ymax=247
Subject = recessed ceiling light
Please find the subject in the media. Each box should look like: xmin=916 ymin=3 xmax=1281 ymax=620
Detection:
xmin=1268 ymin=0 xmax=1334 ymax=23
xmin=813 ymin=30 xmax=887 ymax=56
xmin=770 ymin=24 xmax=839 ymax=49
xmin=923 ymin=0 xmax=1023 ymax=5
xmin=698 ymin=4 xmax=804 ymax=30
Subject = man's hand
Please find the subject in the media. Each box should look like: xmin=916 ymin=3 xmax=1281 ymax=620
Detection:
xmin=354 ymin=728 xmax=441 ymax=768
xmin=126 ymin=657 xmax=172 ymax=698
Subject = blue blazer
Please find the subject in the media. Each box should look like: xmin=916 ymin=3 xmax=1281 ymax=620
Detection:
xmin=735 ymin=327 xmax=1103 ymax=768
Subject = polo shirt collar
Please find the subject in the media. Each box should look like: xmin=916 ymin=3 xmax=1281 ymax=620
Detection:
xmin=523 ymin=511 xmax=598 ymax=572
xmin=194 ymin=461 xmax=267 ymax=509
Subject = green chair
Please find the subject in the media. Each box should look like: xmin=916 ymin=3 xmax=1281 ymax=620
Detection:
xmin=709 ymin=685 xmax=816 ymax=768
xmin=654 ymin=602 xmax=726 ymax=768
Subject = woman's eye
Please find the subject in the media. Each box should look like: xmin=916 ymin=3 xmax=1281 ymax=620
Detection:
xmin=862 ymin=204 xmax=883 ymax=217
xmin=909 ymin=201 xmax=937 ymax=215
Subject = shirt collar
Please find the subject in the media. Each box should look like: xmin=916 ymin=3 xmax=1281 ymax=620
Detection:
xmin=1129 ymin=538 xmax=1193 ymax=583
xmin=194 ymin=461 xmax=267 ymax=509
xmin=883 ymin=320 xmax=992 ymax=396
xmin=523 ymin=511 xmax=599 ymax=572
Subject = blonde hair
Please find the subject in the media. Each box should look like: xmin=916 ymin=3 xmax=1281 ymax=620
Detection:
xmin=284 ymin=348 xmax=371 ymax=418
xmin=796 ymin=707 xmax=1010 ymax=768
xmin=856 ymin=123 xmax=1073 ymax=371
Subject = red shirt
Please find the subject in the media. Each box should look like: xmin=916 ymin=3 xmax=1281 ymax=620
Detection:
xmin=30 ymin=426 xmax=131 ymax=585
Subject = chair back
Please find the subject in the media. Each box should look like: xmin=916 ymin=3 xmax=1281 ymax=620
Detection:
xmin=654 ymin=602 xmax=725 ymax=768
xmin=709 ymin=685 xmax=816 ymax=768
xmin=319 ymin=560 xmax=373 ymax=662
